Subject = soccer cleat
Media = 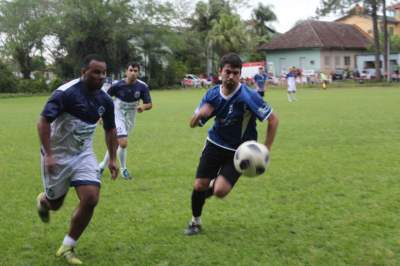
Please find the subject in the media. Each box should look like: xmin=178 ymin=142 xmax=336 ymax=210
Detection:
xmin=121 ymin=168 xmax=133 ymax=180
xmin=56 ymin=245 xmax=82 ymax=265
xmin=184 ymin=222 xmax=202 ymax=236
xmin=36 ymin=192 xmax=49 ymax=223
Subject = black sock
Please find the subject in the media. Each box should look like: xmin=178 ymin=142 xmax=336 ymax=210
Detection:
xmin=205 ymin=183 xmax=214 ymax=198
xmin=191 ymin=190 xmax=206 ymax=217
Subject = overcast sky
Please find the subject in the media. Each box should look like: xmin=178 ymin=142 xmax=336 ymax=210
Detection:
xmin=239 ymin=0 xmax=340 ymax=33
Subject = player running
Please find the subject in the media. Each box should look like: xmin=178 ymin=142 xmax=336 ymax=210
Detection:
xmin=98 ymin=63 xmax=152 ymax=179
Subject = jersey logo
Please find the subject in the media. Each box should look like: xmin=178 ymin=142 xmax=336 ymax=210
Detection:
xmin=257 ymin=106 xmax=270 ymax=116
xmin=228 ymin=104 xmax=233 ymax=115
xmin=134 ymin=91 xmax=140 ymax=98
xmin=98 ymin=106 xmax=105 ymax=116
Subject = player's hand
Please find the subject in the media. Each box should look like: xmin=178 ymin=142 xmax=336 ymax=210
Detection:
xmin=108 ymin=160 xmax=119 ymax=180
xmin=190 ymin=103 xmax=214 ymax=128
xmin=137 ymin=105 xmax=144 ymax=113
xmin=98 ymin=118 xmax=103 ymax=125
xmin=44 ymin=154 xmax=56 ymax=175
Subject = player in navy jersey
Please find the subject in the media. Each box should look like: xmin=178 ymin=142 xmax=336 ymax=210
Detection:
xmin=98 ymin=62 xmax=152 ymax=179
xmin=36 ymin=54 xmax=118 ymax=264
xmin=254 ymin=66 xmax=268 ymax=97
xmin=184 ymin=53 xmax=279 ymax=235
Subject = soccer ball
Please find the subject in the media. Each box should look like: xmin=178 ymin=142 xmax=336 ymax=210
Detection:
xmin=234 ymin=141 xmax=270 ymax=177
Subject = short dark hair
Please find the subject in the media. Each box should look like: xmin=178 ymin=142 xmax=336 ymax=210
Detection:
xmin=82 ymin=54 xmax=105 ymax=68
xmin=219 ymin=53 xmax=242 ymax=69
xmin=127 ymin=62 xmax=140 ymax=71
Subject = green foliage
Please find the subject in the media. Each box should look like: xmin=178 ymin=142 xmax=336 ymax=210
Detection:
xmin=0 ymin=61 xmax=18 ymax=93
xmin=1 ymin=88 xmax=400 ymax=265
xmin=47 ymin=77 xmax=63 ymax=92
xmin=209 ymin=14 xmax=249 ymax=56
xmin=16 ymin=78 xmax=48 ymax=93
xmin=0 ymin=0 xmax=54 ymax=79
xmin=52 ymin=0 xmax=137 ymax=77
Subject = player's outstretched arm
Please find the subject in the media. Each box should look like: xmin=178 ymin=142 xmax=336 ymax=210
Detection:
xmin=105 ymin=128 xmax=118 ymax=180
xmin=264 ymin=112 xmax=279 ymax=151
xmin=137 ymin=103 xmax=152 ymax=113
xmin=37 ymin=116 xmax=56 ymax=175
xmin=189 ymin=103 xmax=214 ymax=128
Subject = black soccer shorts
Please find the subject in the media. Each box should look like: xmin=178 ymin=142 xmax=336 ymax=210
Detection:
xmin=195 ymin=140 xmax=241 ymax=187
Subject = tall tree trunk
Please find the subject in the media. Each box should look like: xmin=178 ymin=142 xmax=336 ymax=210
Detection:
xmin=371 ymin=1 xmax=382 ymax=80
xmin=382 ymin=0 xmax=389 ymax=80
xmin=14 ymin=47 xmax=32 ymax=79
xmin=206 ymin=40 xmax=213 ymax=75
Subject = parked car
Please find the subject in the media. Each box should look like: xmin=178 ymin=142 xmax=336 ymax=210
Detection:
xmin=332 ymin=69 xmax=345 ymax=80
xmin=181 ymin=74 xmax=201 ymax=88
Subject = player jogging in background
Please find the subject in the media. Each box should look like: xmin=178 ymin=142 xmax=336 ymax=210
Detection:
xmin=36 ymin=54 xmax=118 ymax=265
xmin=99 ymin=62 xmax=152 ymax=180
xmin=286 ymin=67 xmax=297 ymax=102
xmin=184 ymin=53 xmax=279 ymax=235
xmin=253 ymin=66 xmax=268 ymax=97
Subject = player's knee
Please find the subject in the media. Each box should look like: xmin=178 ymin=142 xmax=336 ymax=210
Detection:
xmin=193 ymin=179 xmax=209 ymax=191
xmin=213 ymin=188 xmax=229 ymax=198
xmin=47 ymin=196 xmax=65 ymax=210
xmin=82 ymin=194 xmax=99 ymax=209
xmin=118 ymin=139 xmax=128 ymax=148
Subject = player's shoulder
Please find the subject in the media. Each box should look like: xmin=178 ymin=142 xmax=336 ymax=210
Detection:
xmin=136 ymin=79 xmax=149 ymax=88
xmin=239 ymin=84 xmax=256 ymax=96
xmin=110 ymin=79 xmax=124 ymax=88
xmin=55 ymin=78 xmax=81 ymax=93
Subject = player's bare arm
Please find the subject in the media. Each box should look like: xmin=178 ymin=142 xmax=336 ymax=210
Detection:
xmin=264 ymin=112 xmax=279 ymax=151
xmin=189 ymin=103 xmax=214 ymax=128
xmin=37 ymin=116 xmax=56 ymax=174
xmin=137 ymin=103 xmax=152 ymax=113
xmin=105 ymin=128 xmax=118 ymax=180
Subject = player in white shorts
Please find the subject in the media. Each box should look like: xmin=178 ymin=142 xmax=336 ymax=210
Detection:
xmin=286 ymin=67 xmax=297 ymax=102
xmin=99 ymin=62 xmax=152 ymax=179
xmin=36 ymin=54 xmax=118 ymax=265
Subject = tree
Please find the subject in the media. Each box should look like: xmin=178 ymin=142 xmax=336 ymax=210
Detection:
xmin=382 ymin=0 xmax=389 ymax=79
xmin=208 ymin=14 xmax=249 ymax=57
xmin=316 ymin=0 xmax=382 ymax=80
xmin=51 ymin=0 xmax=137 ymax=78
xmin=188 ymin=0 xmax=233 ymax=74
xmin=251 ymin=3 xmax=277 ymax=37
xmin=0 ymin=0 xmax=53 ymax=79
xmin=246 ymin=3 xmax=277 ymax=61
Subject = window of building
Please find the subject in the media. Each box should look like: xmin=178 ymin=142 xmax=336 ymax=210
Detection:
xmin=324 ymin=56 xmax=330 ymax=66
xmin=364 ymin=61 xmax=382 ymax=68
xmin=344 ymin=56 xmax=351 ymax=66
xmin=335 ymin=56 xmax=341 ymax=66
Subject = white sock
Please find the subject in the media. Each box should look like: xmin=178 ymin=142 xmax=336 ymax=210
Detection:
xmin=99 ymin=151 xmax=110 ymax=169
xmin=62 ymin=235 xmax=77 ymax=247
xmin=288 ymin=93 xmax=292 ymax=102
xmin=118 ymin=146 xmax=127 ymax=169
xmin=191 ymin=216 xmax=201 ymax=225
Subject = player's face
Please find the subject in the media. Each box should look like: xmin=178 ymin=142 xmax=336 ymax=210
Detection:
xmin=126 ymin=66 xmax=139 ymax=81
xmin=220 ymin=64 xmax=241 ymax=91
xmin=83 ymin=60 xmax=107 ymax=90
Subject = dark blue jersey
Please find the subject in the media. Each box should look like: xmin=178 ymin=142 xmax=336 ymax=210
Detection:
xmin=107 ymin=79 xmax=151 ymax=104
xmin=196 ymin=84 xmax=273 ymax=151
xmin=41 ymin=78 xmax=116 ymax=130
xmin=254 ymin=73 xmax=268 ymax=89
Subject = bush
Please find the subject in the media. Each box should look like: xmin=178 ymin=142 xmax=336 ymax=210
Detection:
xmin=0 ymin=61 xmax=18 ymax=93
xmin=16 ymin=78 xmax=48 ymax=93
xmin=48 ymin=77 xmax=63 ymax=92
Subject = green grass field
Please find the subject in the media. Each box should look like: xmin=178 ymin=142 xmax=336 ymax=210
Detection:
xmin=1 ymin=86 xmax=400 ymax=265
